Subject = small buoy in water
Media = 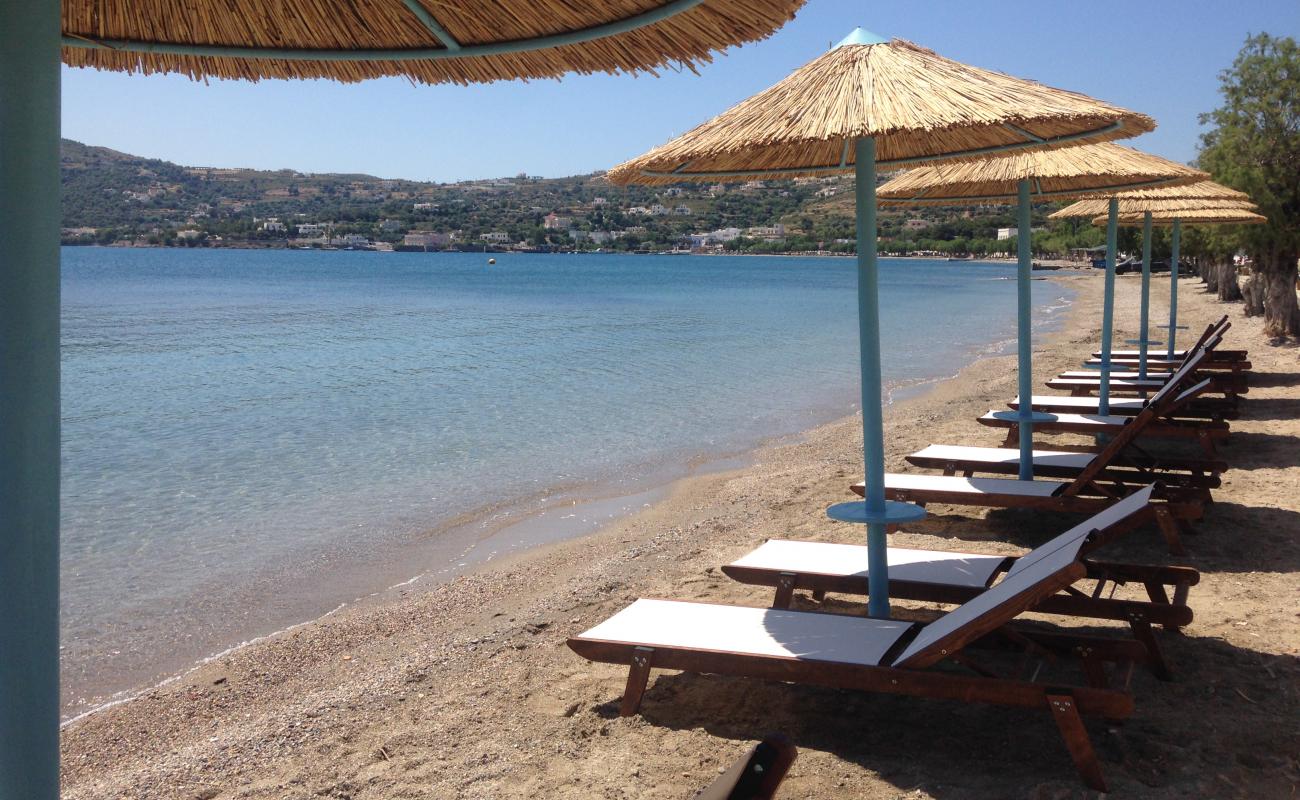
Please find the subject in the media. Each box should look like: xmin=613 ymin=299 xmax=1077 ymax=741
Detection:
xmin=487 ymin=258 xmax=496 ymax=265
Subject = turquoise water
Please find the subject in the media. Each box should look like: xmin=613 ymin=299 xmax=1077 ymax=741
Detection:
xmin=60 ymin=248 xmax=1070 ymax=714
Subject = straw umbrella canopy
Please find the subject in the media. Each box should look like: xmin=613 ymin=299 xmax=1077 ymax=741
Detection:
xmin=609 ymin=27 xmax=1154 ymax=620
xmin=609 ymin=36 xmax=1153 ymax=183
xmin=61 ymin=0 xmax=809 ymax=84
xmin=876 ymin=144 xmax=1206 ymax=472
xmin=7 ymin=4 xmax=813 ymax=798
xmin=1053 ymin=187 xmax=1261 ymax=364
xmin=1098 ymin=209 xmax=1267 ymax=225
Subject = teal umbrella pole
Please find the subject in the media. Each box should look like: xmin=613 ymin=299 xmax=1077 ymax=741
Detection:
xmin=990 ymin=179 xmax=1053 ymax=478
xmin=827 ymin=137 xmax=925 ymax=619
xmin=1097 ymin=198 xmax=1119 ymax=416
xmin=1133 ymin=210 xmax=1155 ymax=379
xmin=0 ymin=1 xmax=62 ymax=797
xmin=1165 ymin=218 xmax=1183 ymax=358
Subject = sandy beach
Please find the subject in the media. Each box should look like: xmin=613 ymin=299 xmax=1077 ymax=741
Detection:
xmin=62 ymin=272 xmax=1300 ymax=799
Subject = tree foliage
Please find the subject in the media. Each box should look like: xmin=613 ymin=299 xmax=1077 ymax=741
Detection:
xmin=1197 ymin=33 xmax=1300 ymax=337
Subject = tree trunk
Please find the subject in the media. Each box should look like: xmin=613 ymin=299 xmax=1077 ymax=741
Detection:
xmin=1217 ymin=262 xmax=1242 ymax=302
xmin=1242 ymin=274 xmax=1265 ymax=316
xmin=1204 ymin=261 xmax=1221 ymax=293
xmin=1256 ymin=251 xmax=1300 ymax=338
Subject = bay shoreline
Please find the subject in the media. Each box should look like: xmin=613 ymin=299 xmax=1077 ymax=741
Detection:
xmin=62 ymin=273 xmax=1300 ymax=798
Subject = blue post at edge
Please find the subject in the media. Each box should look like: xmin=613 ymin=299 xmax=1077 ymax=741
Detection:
xmin=1015 ymin=180 xmax=1034 ymax=480
xmin=1138 ymin=211 xmax=1153 ymax=379
xmin=856 ymin=137 xmax=891 ymax=619
xmin=0 ymin=1 xmax=62 ymax=797
xmin=1168 ymin=219 xmax=1182 ymax=359
xmin=1098 ymin=198 xmax=1118 ymax=416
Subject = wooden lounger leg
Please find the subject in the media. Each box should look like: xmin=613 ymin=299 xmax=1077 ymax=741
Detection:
xmin=1075 ymin=646 xmax=1109 ymax=690
xmin=773 ymin=573 xmax=796 ymax=609
xmin=1047 ymin=694 xmax=1109 ymax=793
xmin=1153 ymin=508 xmax=1186 ymax=555
xmin=1197 ymin=429 xmax=1217 ymax=459
xmin=811 ymin=589 xmax=827 ymax=603
xmin=620 ymin=646 xmax=655 ymax=717
xmin=1128 ymin=618 xmax=1173 ymax=681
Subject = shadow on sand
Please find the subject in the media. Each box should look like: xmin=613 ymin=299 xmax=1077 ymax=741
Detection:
xmin=901 ymin=501 xmax=1300 ymax=573
xmin=592 ymin=628 xmax=1298 ymax=798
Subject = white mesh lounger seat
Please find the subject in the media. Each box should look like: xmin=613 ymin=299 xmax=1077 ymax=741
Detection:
xmin=904 ymin=443 xmax=1223 ymax=489
xmin=1048 ymin=377 xmax=1169 ymax=393
xmin=883 ymin=472 xmax=1065 ymax=498
xmin=1058 ymin=370 xmax=1174 ymax=380
xmin=576 ymin=599 xmax=912 ymax=668
xmin=1013 ymin=394 xmax=1149 ymax=415
xmin=728 ymin=539 xmax=1008 ymax=590
xmin=570 ymin=530 xmax=1142 ymax=791
xmin=910 ymin=444 xmax=1095 ymax=472
xmin=981 ymin=409 xmax=1132 ymax=429
xmin=1010 ymin=393 xmax=1237 ymax=420
xmin=976 ymin=409 xmax=1232 ymax=458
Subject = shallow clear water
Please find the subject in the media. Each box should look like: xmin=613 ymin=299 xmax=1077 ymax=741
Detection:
xmin=59 ymin=248 xmax=1070 ymax=713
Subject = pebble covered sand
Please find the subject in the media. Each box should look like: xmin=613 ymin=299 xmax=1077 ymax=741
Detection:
xmin=62 ymin=273 xmax=1300 ymax=799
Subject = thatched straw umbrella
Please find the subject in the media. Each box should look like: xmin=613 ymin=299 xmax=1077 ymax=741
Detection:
xmin=609 ymin=27 xmax=1155 ymax=618
xmin=876 ymin=144 xmax=1205 ymax=469
xmin=1099 ymin=209 xmax=1267 ymax=225
xmin=1052 ymin=182 xmax=1257 ymax=367
xmin=1089 ymin=207 xmax=1268 ymax=355
xmin=61 ymin=0 xmax=809 ymax=84
xmin=4 ymin=3 xmax=809 ymax=796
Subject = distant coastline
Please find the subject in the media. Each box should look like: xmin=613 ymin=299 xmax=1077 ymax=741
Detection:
xmin=60 ymin=242 xmax=1089 ymax=269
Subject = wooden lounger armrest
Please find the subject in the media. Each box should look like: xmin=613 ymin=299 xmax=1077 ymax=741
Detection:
xmin=1082 ymin=560 xmax=1200 ymax=588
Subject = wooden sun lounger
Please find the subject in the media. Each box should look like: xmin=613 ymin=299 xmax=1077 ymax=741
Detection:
xmin=978 ymin=411 xmax=1231 ymax=458
xmin=722 ymin=487 xmax=1197 ymax=680
xmin=693 ymin=733 xmax=796 ymax=800
xmin=860 ymin=473 xmax=1200 ymax=554
xmin=1054 ymin=330 xmax=1245 ymax=402
xmin=1045 ymin=376 xmax=1246 ymax=401
xmin=1012 ymin=393 xmax=1238 ymax=420
xmin=1085 ymin=355 xmax=1252 ymax=373
xmin=570 ymin=530 xmax=1145 ymax=790
xmin=874 ymin=365 xmax=1216 ymax=550
xmin=909 ymin=369 xmax=1228 ymax=490
xmin=1052 ymin=373 xmax=1248 ymax=403
xmin=1087 ymin=317 xmax=1249 ymax=372
xmin=1021 ymin=343 xmax=1242 ymax=421
xmin=906 ymin=443 xmax=1223 ymax=489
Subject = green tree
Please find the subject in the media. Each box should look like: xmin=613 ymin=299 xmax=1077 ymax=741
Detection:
xmin=1197 ymin=33 xmax=1300 ymax=338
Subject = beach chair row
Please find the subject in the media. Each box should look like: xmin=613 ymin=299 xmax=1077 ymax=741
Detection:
xmin=860 ymin=316 xmax=1248 ymax=558
xmin=569 ymin=318 xmax=1248 ymax=793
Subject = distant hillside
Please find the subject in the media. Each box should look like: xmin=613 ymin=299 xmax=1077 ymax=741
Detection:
xmin=59 ymin=139 xmax=1100 ymax=255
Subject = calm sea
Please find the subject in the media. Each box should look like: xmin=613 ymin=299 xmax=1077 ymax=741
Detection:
xmin=60 ymin=247 xmax=1071 ymax=716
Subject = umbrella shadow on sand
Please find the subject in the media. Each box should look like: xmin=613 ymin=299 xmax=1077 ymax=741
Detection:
xmin=595 ymin=627 xmax=1298 ymax=798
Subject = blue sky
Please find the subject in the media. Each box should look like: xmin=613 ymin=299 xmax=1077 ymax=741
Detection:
xmin=61 ymin=0 xmax=1299 ymax=182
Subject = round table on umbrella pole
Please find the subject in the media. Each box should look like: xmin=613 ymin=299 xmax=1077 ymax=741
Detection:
xmin=826 ymin=137 xmax=926 ymax=619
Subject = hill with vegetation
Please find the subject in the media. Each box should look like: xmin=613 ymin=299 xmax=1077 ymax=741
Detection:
xmin=60 ymin=138 xmax=1109 ymax=255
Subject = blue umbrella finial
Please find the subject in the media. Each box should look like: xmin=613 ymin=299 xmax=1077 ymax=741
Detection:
xmin=834 ymin=28 xmax=887 ymax=49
